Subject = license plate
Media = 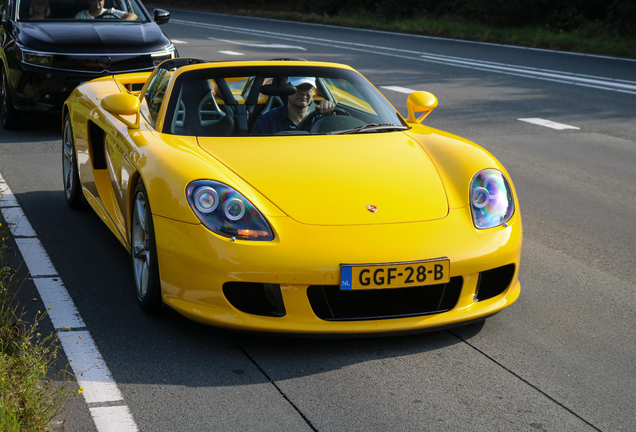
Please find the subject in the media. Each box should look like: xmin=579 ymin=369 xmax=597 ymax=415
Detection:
xmin=340 ymin=258 xmax=450 ymax=290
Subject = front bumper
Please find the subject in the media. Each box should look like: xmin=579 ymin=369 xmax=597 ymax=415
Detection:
xmin=154 ymin=206 xmax=522 ymax=335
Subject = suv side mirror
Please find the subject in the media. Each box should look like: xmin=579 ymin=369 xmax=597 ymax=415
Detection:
xmin=153 ymin=9 xmax=170 ymax=25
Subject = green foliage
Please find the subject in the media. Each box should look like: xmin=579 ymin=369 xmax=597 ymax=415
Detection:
xmin=0 ymin=224 xmax=75 ymax=431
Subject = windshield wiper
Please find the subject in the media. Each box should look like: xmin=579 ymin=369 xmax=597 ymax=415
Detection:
xmin=328 ymin=123 xmax=409 ymax=135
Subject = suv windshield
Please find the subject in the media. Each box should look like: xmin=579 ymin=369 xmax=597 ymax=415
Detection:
xmin=16 ymin=0 xmax=148 ymax=22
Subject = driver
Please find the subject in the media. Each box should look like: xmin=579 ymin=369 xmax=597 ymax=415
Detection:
xmin=75 ymin=0 xmax=137 ymax=20
xmin=251 ymin=77 xmax=335 ymax=135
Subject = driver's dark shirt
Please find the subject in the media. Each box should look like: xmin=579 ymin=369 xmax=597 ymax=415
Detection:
xmin=251 ymin=104 xmax=320 ymax=135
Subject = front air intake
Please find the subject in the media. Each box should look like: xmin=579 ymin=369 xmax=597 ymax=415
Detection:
xmin=475 ymin=264 xmax=516 ymax=301
xmin=223 ymin=282 xmax=286 ymax=317
xmin=307 ymin=277 xmax=463 ymax=321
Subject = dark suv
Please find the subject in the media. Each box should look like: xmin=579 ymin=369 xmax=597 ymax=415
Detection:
xmin=0 ymin=0 xmax=175 ymax=129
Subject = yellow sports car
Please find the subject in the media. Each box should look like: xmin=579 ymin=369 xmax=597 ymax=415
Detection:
xmin=62 ymin=58 xmax=522 ymax=335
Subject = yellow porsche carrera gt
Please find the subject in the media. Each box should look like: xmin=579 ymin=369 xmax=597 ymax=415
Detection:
xmin=62 ymin=58 xmax=522 ymax=335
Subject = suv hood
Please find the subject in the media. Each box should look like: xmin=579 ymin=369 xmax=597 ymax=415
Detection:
xmin=16 ymin=21 xmax=170 ymax=53
xmin=198 ymin=133 xmax=449 ymax=226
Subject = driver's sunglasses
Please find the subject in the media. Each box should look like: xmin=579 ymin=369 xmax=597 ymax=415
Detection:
xmin=295 ymin=84 xmax=314 ymax=94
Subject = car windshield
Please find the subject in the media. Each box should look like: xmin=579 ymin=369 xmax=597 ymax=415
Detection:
xmin=159 ymin=65 xmax=407 ymax=137
xmin=16 ymin=0 xmax=149 ymax=22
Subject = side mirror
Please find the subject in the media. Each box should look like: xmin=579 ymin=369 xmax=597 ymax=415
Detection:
xmin=101 ymin=94 xmax=140 ymax=129
xmin=153 ymin=9 xmax=170 ymax=25
xmin=406 ymin=91 xmax=438 ymax=124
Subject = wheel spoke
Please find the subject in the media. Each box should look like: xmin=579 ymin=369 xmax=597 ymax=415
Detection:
xmin=132 ymin=242 xmax=147 ymax=260
xmin=135 ymin=198 xmax=147 ymax=233
xmin=139 ymin=262 xmax=149 ymax=297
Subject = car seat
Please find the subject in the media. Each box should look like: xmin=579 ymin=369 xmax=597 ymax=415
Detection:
xmin=176 ymin=79 xmax=234 ymax=137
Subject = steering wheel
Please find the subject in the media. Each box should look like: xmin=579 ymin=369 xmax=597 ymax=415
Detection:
xmin=297 ymin=106 xmax=350 ymax=132
xmin=97 ymin=12 xmax=120 ymax=19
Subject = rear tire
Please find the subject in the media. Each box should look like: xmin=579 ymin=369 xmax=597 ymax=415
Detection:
xmin=131 ymin=181 xmax=162 ymax=313
xmin=1 ymin=68 xmax=21 ymax=130
xmin=62 ymin=113 xmax=86 ymax=209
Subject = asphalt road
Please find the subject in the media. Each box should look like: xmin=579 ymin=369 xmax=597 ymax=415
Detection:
xmin=1 ymin=7 xmax=636 ymax=432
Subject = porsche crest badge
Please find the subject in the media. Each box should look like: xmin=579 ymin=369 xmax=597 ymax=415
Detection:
xmin=365 ymin=205 xmax=378 ymax=213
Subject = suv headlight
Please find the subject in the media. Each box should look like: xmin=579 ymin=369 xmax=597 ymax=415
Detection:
xmin=18 ymin=46 xmax=54 ymax=67
xmin=186 ymin=180 xmax=274 ymax=241
xmin=470 ymin=169 xmax=514 ymax=229
xmin=151 ymin=46 xmax=176 ymax=65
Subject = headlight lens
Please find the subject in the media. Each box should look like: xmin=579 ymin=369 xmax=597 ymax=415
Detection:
xmin=187 ymin=180 xmax=273 ymax=241
xmin=18 ymin=47 xmax=54 ymax=67
xmin=151 ymin=46 xmax=176 ymax=65
xmin=470 ymin=169 xmax=514 ymax=229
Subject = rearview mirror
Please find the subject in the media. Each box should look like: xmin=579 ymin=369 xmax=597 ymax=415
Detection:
xmin=406 ymin=91 xmax=438 ymax=124
xmin=101 ymin=94 xmax=140 ymax=129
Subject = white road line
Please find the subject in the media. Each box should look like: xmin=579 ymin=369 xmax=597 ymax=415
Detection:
xmin=58 ymin=331 xmax=125 ymax=404
xmin=0 ymin=173 xmax=138 ymax=432
xmin=34 ymin=278 xmax=85 ymax=329
xmin=219 ymin=50 xmax=245 ymax=56
xmin=170 ymin=39 xmax=188 ymax=44
xmin=2 ymin=206 xmax=36 ymax=237
xmin=90 ymin=406 xmax=139 ymax=432
xmin=172 ymin=19 xmax=636 ymax=95
xmin=518 ymin=118 xmax=580 ymax=130
xmin=381 ymin=86 xmax=417 ymax=94
xmin=207 ymin=36 xmax=306 ymax=50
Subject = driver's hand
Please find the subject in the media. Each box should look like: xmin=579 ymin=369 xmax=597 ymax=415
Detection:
xmin=316 ymin=101 xmax=336 ymax=116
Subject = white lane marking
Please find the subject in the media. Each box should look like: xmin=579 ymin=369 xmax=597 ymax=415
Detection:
xmin=170 ymin=39 xmax=188 ymax=44
xmin=90 ymin=406 xmax=139 ymax=432
xmin=208 ymin=36 xmax=306 ymax=50
xmin=207 ymin=13 xmax=636 ymax=63
xmin=518 ymin=118 xmax=580 ymax=130
xmin=171 ymin=19 xmax=636 ymax=95
xmin=35 ymin=278 xmax=85 ymax=329
xmin=2 ymin=206 xmax=36 ymax=237
xmin=419 ymin=53 xmax=636 ymax=92
xmin=381 ymin=86 xmax=417 ymax=94
xmin=219 ymin=50 xmax=245 ymax=56
xmin=58 ymin=331 xmax=125 ymax=404
xmin=15 ymin=238 xmax=57 ymax=276
xmin=0 ymin=174 xmax=138 ymax=432
xmin=0 ymin=182 xmax=19 ymax=207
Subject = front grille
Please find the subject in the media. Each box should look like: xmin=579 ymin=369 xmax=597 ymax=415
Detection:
xmin=307 ymin=277 xmax=463 ymax=321
xmin=52 ymin=53 xmax=158 ymax=74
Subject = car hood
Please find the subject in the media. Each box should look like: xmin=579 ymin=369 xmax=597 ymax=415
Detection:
xmin=16 ymin=21 xmax=170 ymax=53
xmin=198 ymin=133 xmax=449 ymax=226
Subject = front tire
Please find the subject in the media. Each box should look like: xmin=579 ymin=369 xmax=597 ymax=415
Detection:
xmin=62 ymin=113 xmax=86 ymax=209
xmin=131 ymin=181 xmax=162 ymax=312
xmin=1 ymin=67 xmax=21 ymax=130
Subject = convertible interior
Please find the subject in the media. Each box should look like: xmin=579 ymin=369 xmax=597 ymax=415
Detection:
xmin=137 ymin=59 xmax=406 ymax=137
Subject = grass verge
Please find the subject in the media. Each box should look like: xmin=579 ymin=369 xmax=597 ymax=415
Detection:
xmin=0 ymin=220 xmax=76 ymax=431
xmin=150 ymin=1 xmax=636 ymax=59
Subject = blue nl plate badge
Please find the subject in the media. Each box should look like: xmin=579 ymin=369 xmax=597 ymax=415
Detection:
xmin=340 ymin=266 xmax=352 ymax=290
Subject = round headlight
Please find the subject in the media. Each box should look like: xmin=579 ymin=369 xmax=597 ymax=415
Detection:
xmin=470 ymin=169 xmax=514 ymax=229
xmin=194 ymin=186 xmax=219 ymax=213
xmin=223 ymin=198 xmax=245 ymax=221
xmin=186 ymin=180 xmax=274 ymax=241
xmin=471 ymin=187 xmax=490 ymax=208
